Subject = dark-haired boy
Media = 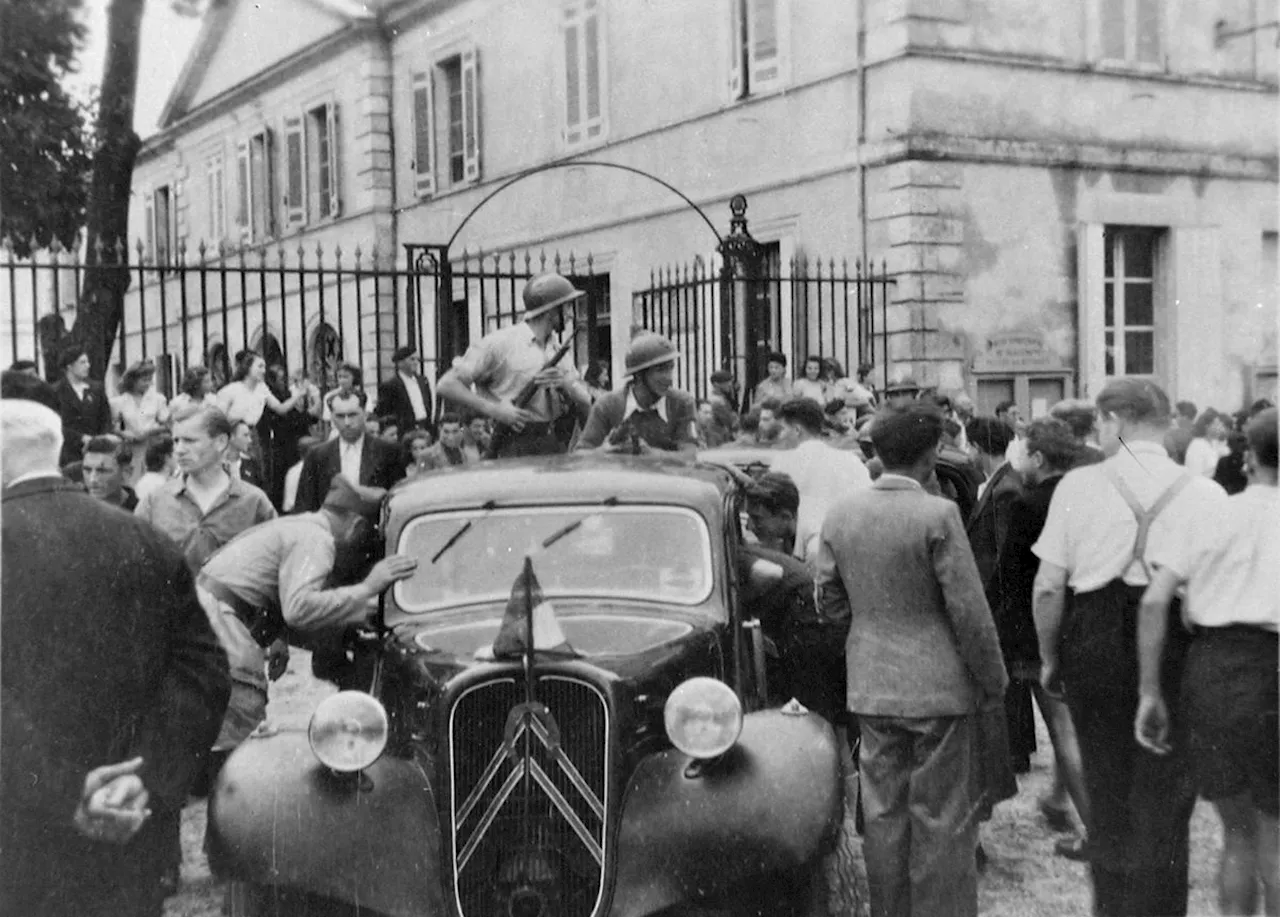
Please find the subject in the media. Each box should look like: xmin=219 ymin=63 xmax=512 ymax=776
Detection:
xmin=751 ymin=351 xmax=792 ymax=409
xmin=815 ymin=403 xmax=1006 ymax=917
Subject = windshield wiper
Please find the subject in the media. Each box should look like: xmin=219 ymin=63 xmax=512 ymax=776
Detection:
xmin=540 ymin=496 xmax=620 ymax=550
xmin=431 ymin=499 xmax=498 ymax=564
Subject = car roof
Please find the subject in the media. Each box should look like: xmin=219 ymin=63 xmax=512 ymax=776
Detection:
xmin=385 ymin=453 xmax=735 ymax=518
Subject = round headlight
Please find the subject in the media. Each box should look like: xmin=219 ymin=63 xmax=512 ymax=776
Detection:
xmin=663 ymin=677 xmax=743 ymax=760
xmin=308 ymin=691 xmax=389 ymax=773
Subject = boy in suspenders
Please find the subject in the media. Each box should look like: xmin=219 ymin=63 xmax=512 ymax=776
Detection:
xmin=1031 ymin=379 xmax=1227 ymax=917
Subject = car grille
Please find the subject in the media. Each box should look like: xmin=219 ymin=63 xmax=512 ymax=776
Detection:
xmin=449 ymin=674 xmax=610 ymax=917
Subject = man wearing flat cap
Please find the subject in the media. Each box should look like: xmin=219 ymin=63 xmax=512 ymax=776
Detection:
xmin=194 ymin=476 xmax=418 ymax=767
xmin=437 ymin=272 xmax=592 ymax=458
xmin=377 ymin=346 xmax=434 ymax=438
xmin=883 ymin=376 xmax=922 ymax=410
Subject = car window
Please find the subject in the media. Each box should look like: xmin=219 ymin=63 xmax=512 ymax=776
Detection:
xmin=394 ymin=505 xmax=715 ymax=612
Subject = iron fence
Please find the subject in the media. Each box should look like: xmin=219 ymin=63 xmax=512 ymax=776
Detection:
xmin=634 ymin=255 xmax=895 ymax=401
xmin=1 ymin=237 xmax=420 ymax=397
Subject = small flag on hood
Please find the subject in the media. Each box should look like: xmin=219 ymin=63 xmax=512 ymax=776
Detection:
xmin=491 ymin=556 xmax=576 ymax=658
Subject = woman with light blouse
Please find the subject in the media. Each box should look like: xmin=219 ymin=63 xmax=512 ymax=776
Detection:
xmin=112 ymin=358 xmax=170 ymax=483
xmin=216 ymin=351 xmax=303 ymax=465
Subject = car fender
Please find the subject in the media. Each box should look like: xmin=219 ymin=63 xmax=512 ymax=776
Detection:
xmin=208 ymin=730 xmax=446 ymax=917
xmin=610 ymin=708 xmax=843 ymax=917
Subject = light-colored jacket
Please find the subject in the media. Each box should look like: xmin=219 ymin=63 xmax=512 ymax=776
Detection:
xmin=815 ymin=475 xmax=1008 ymax=717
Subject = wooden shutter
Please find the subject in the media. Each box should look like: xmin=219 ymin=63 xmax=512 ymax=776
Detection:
xmin=283 ymin=116 xmax=306 ymax=227
xmin=584 ymin=3 xmax=601 ymax=133
xmin=1076 ymin=223 xmax=1106 ymax=399
xmin=747 ymin=0 xmax=780 ymax=89
xmin=1134 ymin=0 xmax=1161 ymax=64
xmin=144 ymin=192 xmax=156 ymax=262
xmin=461 ymin=49 xmax=480 ymax=183
xmin=563 ymin=5 xmax=582 ymax=144
xmin=412 ymin=70 xmax=436 ymax=197
xmin=728 ymin=0 xmax=744 ymax=99
xmin=325 ymin=102 xmax=341 ymax=217
xmin=236 ymin=140 xmax=250 ymax=238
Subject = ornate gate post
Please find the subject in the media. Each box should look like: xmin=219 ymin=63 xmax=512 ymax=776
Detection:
xmin=718 ymin=194 xmax=764 ymax=404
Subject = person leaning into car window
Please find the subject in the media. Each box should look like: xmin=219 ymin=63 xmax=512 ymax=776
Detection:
xmin=743 ymin=471 xmax=800 ymax=555
xmin=576 ymin=333 xmax=698 ymax=457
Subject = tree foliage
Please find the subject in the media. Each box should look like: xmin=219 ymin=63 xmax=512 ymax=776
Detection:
xmin=0 ymin=0 xmax=95 ymax=257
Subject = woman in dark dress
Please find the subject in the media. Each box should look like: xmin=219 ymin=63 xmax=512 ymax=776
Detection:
xmin=997 ymin=418 xmax=1094 ymax=859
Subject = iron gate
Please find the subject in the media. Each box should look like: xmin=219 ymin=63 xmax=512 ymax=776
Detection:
xmin=633 ymin=255 xmax=894 ymax=403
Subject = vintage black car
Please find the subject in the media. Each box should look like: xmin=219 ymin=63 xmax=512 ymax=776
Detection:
xmin=210 ymin=454 xmax=863 ymax=917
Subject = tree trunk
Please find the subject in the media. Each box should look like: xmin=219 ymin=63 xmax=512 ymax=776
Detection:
xmin=74 ymin=0 xmax=144 ymax=380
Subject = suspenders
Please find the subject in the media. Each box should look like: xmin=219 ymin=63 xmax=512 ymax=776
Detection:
xmin=1100 ymin=464 xmax=1194 ymax=581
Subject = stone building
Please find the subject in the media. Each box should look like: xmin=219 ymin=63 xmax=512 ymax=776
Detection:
xmin=125 ymin=0 xmax=1278 ymax=411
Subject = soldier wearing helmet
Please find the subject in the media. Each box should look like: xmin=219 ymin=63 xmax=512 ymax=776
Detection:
xmin=575 ymin=332 xmax=698 ymax=457
xmin=437 ymin=273 xmax=592 ymax=458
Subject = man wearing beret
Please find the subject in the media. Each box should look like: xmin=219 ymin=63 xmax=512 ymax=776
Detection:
xmin=376 ymin=346 xmax=434 ymax=437
xmin=194 ymin=476 xmax=418 ymax=768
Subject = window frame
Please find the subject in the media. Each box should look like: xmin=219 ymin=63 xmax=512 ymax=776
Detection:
xmin=729 ymin=0 xmax=788 ymax=101
xmin=143 ymin=183 xmax=177 ymax=267
xmin=236 ymin=128 xmax=275 ymax=243
xmin=409 ymin=44 xmax=481 ymax=198
xmin=560 ymin=0 xmax=608 ymax=150
xmin=1092 ymin=0 xmax=1164 ymax=70
xmin=1102 ymin=225 xmax=1162 ymax=379
xmin=205 ymin=154 xmax=226 ymax=244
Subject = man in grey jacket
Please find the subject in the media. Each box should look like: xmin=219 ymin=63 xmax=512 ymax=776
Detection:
xmin=815 ymin=402 xmax=1007 ymax=917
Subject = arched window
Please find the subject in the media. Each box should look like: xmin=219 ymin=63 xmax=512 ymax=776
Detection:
xmin=251 ymin=331 xmax=284 ymax=371
xmin=206 ymin=342 xmax=230 ymax=389
xmin=310 ymin=323 xmax=342 ymax=389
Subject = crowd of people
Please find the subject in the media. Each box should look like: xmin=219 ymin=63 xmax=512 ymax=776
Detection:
xmin=2 ymin=270 xmax=1276 ymax=917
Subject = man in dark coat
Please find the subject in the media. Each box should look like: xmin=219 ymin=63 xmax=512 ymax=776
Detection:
xmin=52 ymin=344 xmax=113 ymax=467
xmin=294 ymin=389 xmax=404 ymax=513
xmin=1 ymin=398 xmax=230 ymax=917
xmin=376 ymin=345 xmax=434 ymax=436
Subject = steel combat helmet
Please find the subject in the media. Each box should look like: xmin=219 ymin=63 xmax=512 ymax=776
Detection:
xmin=522 ymin=273 xmax=585 ymax=319
xmin=625 ymin=333 xmax=681 ymax=378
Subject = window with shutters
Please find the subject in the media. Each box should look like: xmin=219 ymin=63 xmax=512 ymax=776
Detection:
xmin=205 ymin=156 xmax=225 ymax=242
xmin=729 ymin=0 xmax=787 ymax=100
xmin=144 ymin=185 xmax=176 ymax=267
xmin=1097 ymin=0 xmax=1162 ymax=66
xmin=306 ymin=103 xmax=340 ymax=221
xmin=561 ymin=0 xmax=606 ymax=149
xmin=236 ymin=129 xmax=274 ymax=242
xmin=1103 ymin=227 xmax=1162 ymax=377
xmin=410 ymin=47 xmax=481 ymax=197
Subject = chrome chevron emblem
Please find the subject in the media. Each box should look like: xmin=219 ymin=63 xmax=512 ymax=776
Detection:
xmin=455 ymin=701 xmax=605 ymax=871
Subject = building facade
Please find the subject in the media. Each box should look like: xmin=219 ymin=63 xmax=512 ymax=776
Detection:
xmin=122 ymin=0 xmax=1278 ymax=412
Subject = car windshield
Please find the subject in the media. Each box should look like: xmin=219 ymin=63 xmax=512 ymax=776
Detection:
xmin=394 ymin=505 xmax=715 ymax=612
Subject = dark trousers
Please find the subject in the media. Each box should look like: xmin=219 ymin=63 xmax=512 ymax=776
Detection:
xmin=858 ymin=714 xmax=978 ymax=917
xmin=1060 ymin=581 xmax=1196 ymax=917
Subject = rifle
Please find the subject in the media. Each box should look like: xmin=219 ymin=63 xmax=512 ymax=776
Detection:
xmin=485 ymin=324 xmax=582 ymax=459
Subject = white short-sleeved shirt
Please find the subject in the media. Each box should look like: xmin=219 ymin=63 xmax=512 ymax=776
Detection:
xmin=770 ymin=439 xmax=872 ymax=565
xmin=1032 ymin=440 xmax=1227 ymax=592
xmin=449 ymin=321 xmax=578 ymax=423
xmin=1150 ymin=485 xmax=1279 ymax=631
xmin=217 ymin=381 xmax=268 ymax=427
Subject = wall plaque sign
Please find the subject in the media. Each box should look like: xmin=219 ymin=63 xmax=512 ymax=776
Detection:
xmin=972 ymin=330 xmax=1068 ymax=374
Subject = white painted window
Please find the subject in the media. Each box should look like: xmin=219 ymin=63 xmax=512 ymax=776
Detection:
xmin=306 ymin=103 xmax=340 ymax=220
xmin=1103 ymin=226 xmax=1160 ymax=377
xmin=562 ymin=0 xmax=606 ymax=148
xmin=1098 ymin=0 xmax=1162 ymax=66
xmin=729 ymin=0 xmax=787 ymax=99
xmin=236 ymin=129 xmax=274 ymax=242
xmin=410 ymin=46 xmax=481 ymax=197
xmin=145 ymin=185 xmax=176 ymax=265
xmin=205 ymin=156 xmax=225 ymax=242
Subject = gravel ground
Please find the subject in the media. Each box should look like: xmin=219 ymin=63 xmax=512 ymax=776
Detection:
xmin=166 ymin=651 xmax=1225 ymax=917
